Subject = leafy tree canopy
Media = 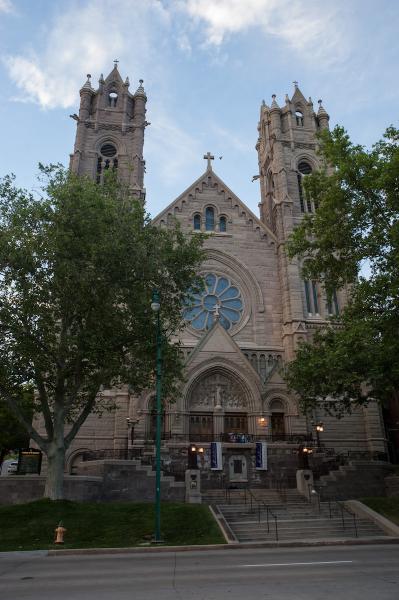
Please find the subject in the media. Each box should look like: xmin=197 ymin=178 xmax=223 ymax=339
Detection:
xmin=285 ymin=125 xmax=399 ymax=414
xmin=0 ymin=166 xmax=204 ymax=497
xmin=0 ymin=387 xmax=33 ymax=460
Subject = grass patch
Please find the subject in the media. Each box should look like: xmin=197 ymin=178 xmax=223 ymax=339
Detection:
xmin=362 ymin=497 xmax=399 ymax=526
xmin=0 ymin=500 xmax=224 ymax=552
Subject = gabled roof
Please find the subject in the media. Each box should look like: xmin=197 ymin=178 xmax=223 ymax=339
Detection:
xmin=104 ymin=64 xmax=124 ymax=86
xmin=291 ymin=85 xmax=308 ymax=107
xmin=152 ymin=166 xmax=276 ymax=242
xmin=264 ymin=362 xmax=285 ymax=386
xmin=185 ymin=319 xmax=260 ymax=382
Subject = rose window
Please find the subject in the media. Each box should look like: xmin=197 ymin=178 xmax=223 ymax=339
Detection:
xmin=183 ymin=273 xmax=243 ymax=331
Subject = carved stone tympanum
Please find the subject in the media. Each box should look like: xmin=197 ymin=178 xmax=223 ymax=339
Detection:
xmin=190 ymin=372 xmax=247 ymax=410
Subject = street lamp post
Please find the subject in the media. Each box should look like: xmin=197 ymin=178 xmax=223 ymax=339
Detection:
xmin=151 ymin=290 xmax=162 ymax=543
xmin=315 ymin=422 xmax=324 ymax=450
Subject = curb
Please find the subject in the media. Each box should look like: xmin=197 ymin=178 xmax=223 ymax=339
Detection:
xmin=345 ymin=500 xmax=399 ymax=537
xmin=47 ymin=536 xmax=399 ymax=556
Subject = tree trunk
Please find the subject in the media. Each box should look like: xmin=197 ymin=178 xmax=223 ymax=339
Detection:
xmin=44 ymin=441 xmax=66 ymax=500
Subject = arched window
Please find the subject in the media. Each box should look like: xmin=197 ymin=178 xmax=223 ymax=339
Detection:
xmin=108 ymin=91 xmax=118 ymax=108
xmin=298 ymin=161 xmax=312 ymax=175
xmin=312 ymin=281 xmax=319 ymax=314
xmin=96 ymin=142 xmax=118 ymax=184
xmin=327 ymin=289 xmax=339 ymax=316
xmin=297 ymin=161 xmax=313 ymax=213
xmin=219 ymin=216 xmax=227 ymax=232
xmin=193 ymin=214 xmax=201 ymax=230
xmin=295 ymin=110 xmax=304 ymax=126
xmin=304 ymin=280 xmax=320 ymax=315
xmin=205 ymin=207 xmax=215 ymax=231
xmin=304 ymin=280 xmax=312 ymax=314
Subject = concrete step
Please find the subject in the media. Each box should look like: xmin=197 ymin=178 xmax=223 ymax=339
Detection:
xmin=232 ymin=521 xmax=381 ymax=533
xmin=217 ymin=496 xmax=389 ymax=543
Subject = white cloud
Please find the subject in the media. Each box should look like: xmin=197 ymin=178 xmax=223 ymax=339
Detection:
xmin=4 ymin=0 xmax=170 ymax=109
xmin=181 ymin=0 xmax=351 ymax=64
xmin=177 ymin=32 xmax=192 ymax=55
xmin=0 ymin=0 xmax=13 ymax=13
xmin=210 ymin=125 xmax=249 ymax=152
xmin=2 ymin=0 xmax=200 ymax=192
xmin=146 ymin=109 xmax=200 ymax=186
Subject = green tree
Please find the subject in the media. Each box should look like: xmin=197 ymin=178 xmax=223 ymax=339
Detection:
xmin=0 ymin=388 xmax=33 ymax=466
xmin=284 ymin=125 xmax=399 ymax=414
xmin=0 ymin=167 xmax=204 ymax=499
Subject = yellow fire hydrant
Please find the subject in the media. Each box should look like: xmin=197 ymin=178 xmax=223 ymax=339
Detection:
xmin=54 ymin=521 xmax=67 ymax=544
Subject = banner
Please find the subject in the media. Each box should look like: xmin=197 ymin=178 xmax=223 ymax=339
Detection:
xmin=210 ymin=442 xmax=222 ymax=470
xmin=255 ymin=441 xmax=267 ymax=470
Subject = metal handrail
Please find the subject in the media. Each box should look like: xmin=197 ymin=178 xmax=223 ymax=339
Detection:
xmin=307 ymin=483 xmax=321 ymax=513
xmin=325 ymin=499 xmax=358 ymax=538
xmin=337 ymin=501 xmax=358 ymax=537
xmin=246 ymin=488 xmax=279 ymax=541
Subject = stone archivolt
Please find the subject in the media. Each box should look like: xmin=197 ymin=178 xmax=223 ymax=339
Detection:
xmin=189 ymin=372 xmax=248 ymax=411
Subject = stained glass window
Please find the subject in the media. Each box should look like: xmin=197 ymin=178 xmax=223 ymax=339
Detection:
xmin=205 ymin=207 xmax=215 ymax=231
xmin=183 ymin=273 xmax=244 ymax=331
xmin=193 ymin=214 xmax=201 ymax=230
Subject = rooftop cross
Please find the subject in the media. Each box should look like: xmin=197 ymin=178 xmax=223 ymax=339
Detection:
xmin=114 ymin=59 xmax=119 ymax=68
xmin=293 ymin=80 xmax=298 ymax=88
xmin=203 ymin=152 xmax=215 ymax=170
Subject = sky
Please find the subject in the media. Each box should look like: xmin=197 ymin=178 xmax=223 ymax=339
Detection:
xmin=0 ymin=0 xmax=398 ymax=218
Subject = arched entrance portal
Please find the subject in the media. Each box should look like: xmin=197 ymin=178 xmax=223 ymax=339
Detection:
xmin=270 ymin=399 xmax=286 ymax=440
xmin=187 ymin=370 xmax=252 ymax=441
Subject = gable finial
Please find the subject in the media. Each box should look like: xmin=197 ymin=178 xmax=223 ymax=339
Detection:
xmin=114 ymin=59 xmax=119 ymax=68
xmin=81 ymin=74 xmax=93 ymax=91
xmin=203 ymin=151 xmax=214 ymax=170
xmin=293 ymin=80 xmax=298 ymax=89
xmin=271 ymin=94 xmax=280 ymax=109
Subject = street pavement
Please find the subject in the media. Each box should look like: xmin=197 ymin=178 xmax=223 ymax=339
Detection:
xmin=0 ymin=544 xmax=398 ymax=600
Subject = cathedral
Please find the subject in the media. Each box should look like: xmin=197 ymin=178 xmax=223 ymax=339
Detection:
xmin=65 ymin=64 xmax=387 ymax=486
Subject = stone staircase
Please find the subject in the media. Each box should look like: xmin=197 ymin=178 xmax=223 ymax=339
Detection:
xmin=210 ymin=489 xmax=389 ymax=543
xmin=316 ymin=460 xmax=393 ymax=500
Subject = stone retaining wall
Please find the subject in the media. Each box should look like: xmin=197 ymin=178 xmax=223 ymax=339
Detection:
xmin=385 ymin=474 xmax=399 ymax=497
xmin=0 ymin=458 xmax=186 ymax=505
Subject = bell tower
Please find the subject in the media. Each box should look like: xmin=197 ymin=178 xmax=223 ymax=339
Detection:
xmin=256 ymin=83 xmax=330 ymax=359
xmin=69 ymin=62 xmax=148 ymax=202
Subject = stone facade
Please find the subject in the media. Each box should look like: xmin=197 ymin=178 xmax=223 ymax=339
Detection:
xmin=69 ymin=64 xmax=147 ymax=202
xmin=51 ymin=67 xmax=388 ymax=484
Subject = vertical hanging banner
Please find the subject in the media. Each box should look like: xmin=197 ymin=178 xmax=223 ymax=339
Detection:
xmin=210 ymin=442 xmax=222 ymax=470
xmin=255 ymin=441 xmax=268 ymax=470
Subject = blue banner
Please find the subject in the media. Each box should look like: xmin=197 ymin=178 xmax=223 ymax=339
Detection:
xmin=255 ymin=441 xmax=267 ymax=470
xmin=210 ymin=442 xmax=222 ymax=470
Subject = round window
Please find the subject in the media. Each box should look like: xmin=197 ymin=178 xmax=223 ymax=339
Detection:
xmin=100 ymin=143 xmax=117 ymax=157
xmin=183 ymin=273 xmax=244 ymax=331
